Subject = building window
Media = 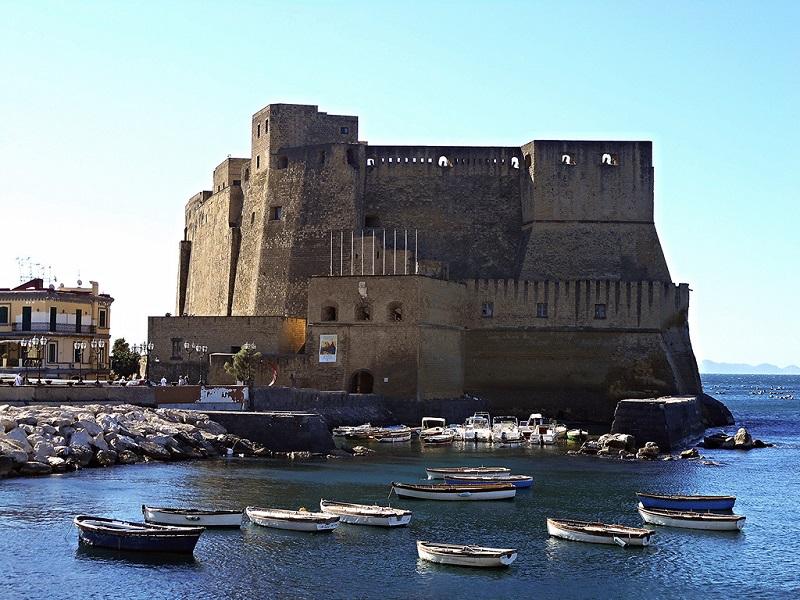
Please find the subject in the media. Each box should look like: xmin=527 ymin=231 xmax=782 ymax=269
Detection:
xmin=48 ymin=342 xmax=56 ymax=364
xmin=356 ymin=304 xmax=371 ymax=321
xmin=536 ymin=302 xmax=548 ymax=318
xmin=322 ymin=305 xmax=337 ymax=322
xmin=594 ymin=304 xmax=607 ymax=319
xmin=256 ymin=155 xmax=260 ymax=169
xmin=340 ymin=126 xmax=349 ymax=134
xmin=265 ymin=119 xmax=268 ymax=133
xmin=257 ymin=123 xmax=261 ymax=138
xmin=561 ymin=153 xmax=576 ymax=165
xmin=270 ymin=206 xmax=283 ymax=220
xmin=388 ymin=302 xmax=403 ymax=322
xmin=481 ymin=302 xmax=494 ymax=318
xmin=99 ymin=309 xmax=107 ymax=328
xmin=233 ymin=179 xmax=241 ymax=186
xmin=75 ymin=309 xmax=82 ymax=333
xmin=278 ymin=156 xmax=289 ymax=169
xmin=74 ymin=347 xmax=83 ymax=364
xmin=601 ymin=153 xmax=618 ymax=166
xmin=171 ymin=338 xmax=182 ymax=359
xmin=364 ymin=215 xmax=380 ymax=229
xmin=0 ymin=305 xmax=9 ymax=324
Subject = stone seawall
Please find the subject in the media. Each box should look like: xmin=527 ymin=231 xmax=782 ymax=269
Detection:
xmin=251 ymin=387 xmax=491 ymax=429
xmin=204 ymin=411 xmax=335 ymax=454
xmin=610 ymin=396 xmax=707 ymax=452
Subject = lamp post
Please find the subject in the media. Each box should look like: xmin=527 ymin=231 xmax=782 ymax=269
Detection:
xmin=184 ymin=340 xmax=195 ymax=382
xmin=138 ymin=341 xmax=154 ymax=382
xmin=195 ymin=344 xmax=208 ymax=385
xmin=32 ymin=336 xmax=47 ymax=383
xmin=20 ymin=338 xmax=29 ymax=384
xmin=91 ymin=339 xmax=106 ymax=383
xmin=73 ymin=341 xmax=86 ymax=381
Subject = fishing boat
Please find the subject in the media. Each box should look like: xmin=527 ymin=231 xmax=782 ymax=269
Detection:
xmin=416 ymin=540 xmax=518 ymax=568
xmin=443 ymin=474 xmax=533 ymax=489
xmin=244 ymin=506 xmax=339 ymax=532
xmin=73 ymin=515 xmax=204 ymax=553
xmin=426 ymin=466 xmax=511 ymax=480
xmin=546 ymin=518 xmax=653 ymax=547
xmin=373 ymin=426 xmax=413 ymax=443
xmin=419 ymin=417 xmax=454 ymax=444
xmin=637 ymin=505 xmax=746 ymax=531
xmin=332 ymin=423 xmax=373 ymax=437
xmin=566 ymin=429 xmax=589 ymax=442
xmin=521 ymin=414 xmax=559 ymax=445
xmin=636 ymin=492 xmax=736 ymax=511
xmin=490 ymin=415 xmax=523 ymax=444
xmin=319 ymin=499 xmax=412 ymax=527
xmin=142 ymin=505 xmax=243 ymax=527
xmin=392 ymin=482 xmax=516 ymax=501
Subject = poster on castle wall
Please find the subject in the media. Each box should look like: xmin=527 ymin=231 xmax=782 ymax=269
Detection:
xmin=319 ymin=334 xmax=337 ymax=363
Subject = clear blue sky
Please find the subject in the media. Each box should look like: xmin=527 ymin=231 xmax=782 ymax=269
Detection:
xmin=1 ymin=0 xmax=797 ymax=367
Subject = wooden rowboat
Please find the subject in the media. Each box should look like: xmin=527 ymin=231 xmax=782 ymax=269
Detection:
xmin=637 ymin=504 xmax=746 ymax=531
xmin=73 ymin=515 xmax=204 ymax=554
xmin=416 ymin=540 xmax=517 ymax=568
xmin=142 ymin=505 xmax=243 ymax=528
xmin=546 ymin=518 xmax=653 ymax=547
xmin=636 ymin=492 xmax=736 ymax=511
xmin=244 ymin=506 xmax=339 ymax=532
xmin=425 ymin=466 xmax=511 ymax=480
xmin=392 ymin=482 xmax=516 ymax=501
xmin=319 ymin=499 xmax=412 ymax=527
xmin=443 ymin=474 xmax=533 ymax=489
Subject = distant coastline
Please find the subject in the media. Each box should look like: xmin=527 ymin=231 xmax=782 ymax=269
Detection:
xmin=700 ymin=360 xmax=800 ymax=375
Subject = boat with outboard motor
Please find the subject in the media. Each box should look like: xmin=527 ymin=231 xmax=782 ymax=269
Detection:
xmin=416 ymin=540 xmax=518 ymax=567
xmin=319 ymin=499 xmax=412 ymax=527
xmin=546 ymin=518 xmax=653 ymax=546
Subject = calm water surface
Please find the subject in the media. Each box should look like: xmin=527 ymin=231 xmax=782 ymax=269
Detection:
xmin=1 ymin=374 xmax=798 ymax=599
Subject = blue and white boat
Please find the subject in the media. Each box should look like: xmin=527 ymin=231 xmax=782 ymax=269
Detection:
xmin=636 ymin=492 xmax=736 ymax=511
xmin=74 ymin=515 xmax=204 ymax=554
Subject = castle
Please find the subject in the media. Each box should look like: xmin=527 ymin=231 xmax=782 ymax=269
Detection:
xmin=148 ymin=103 xmax=702 ymax=422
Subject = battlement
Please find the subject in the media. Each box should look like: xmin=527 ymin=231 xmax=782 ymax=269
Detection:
xmin=365 ymin=145 xmax=524 ymax=176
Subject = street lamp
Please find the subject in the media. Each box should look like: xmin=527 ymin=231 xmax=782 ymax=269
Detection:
xmin=195 ymin=344 xmax=208 ymax=385
xmin=91 ymin=339 xmax=106 ymax=383
xmin=73 ymin=341 xmax=86 ymax=381
xmin=20 ymin=338 xmax=29 ymax=384
xmin=32 ymin=336 xmax=47 ymax=383
xmin=134 ymin=341 xmax=154 ymax=381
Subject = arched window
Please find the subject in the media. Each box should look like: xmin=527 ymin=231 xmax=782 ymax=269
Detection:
xmin=366 ymin=158 xmax=375 ymax=167
xmin=322 ymin=305 xmax=337 ymax=322
xmin=561 ymin=153 xmax=576 ymax=165
xmin=511 ymin=157 xmax=520 ymax=169
xmin=278 ymin=156 xmax=289 ymax=169
xmin=348 ymin=370 xmax=374 ymax=394
xmin=356 ymin=303 xmax=371 ymax=321
xmin=438 ymin=155 xmax=452 ymax=167
xmin=388 ymin=302 xmax=403 ymax=322
xmin=601 ymin=153 xmax=618 ymax=166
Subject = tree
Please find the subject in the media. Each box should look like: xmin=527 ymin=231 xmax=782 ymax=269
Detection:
xmin=111 ymin=338 xmax=141 ymax=378
xmin=224 ymin=346 xmax=261 ymax=384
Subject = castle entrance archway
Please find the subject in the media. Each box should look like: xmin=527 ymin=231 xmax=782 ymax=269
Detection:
xmin=348 ymin=370 xmax=374 ymax=394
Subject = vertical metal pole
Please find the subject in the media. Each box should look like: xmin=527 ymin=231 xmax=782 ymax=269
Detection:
xmin=404 ymin=229 xmax=408 ymax=274
xmin=383 ymin=229 xmax=386 ymax=275
xmin=393 ymin=229 xmax=397 ymax=275
xmin=340 ymin=230 xmax=343 ymax=276
xmin=372 ymin=230 xmax=375 ymax=275
xmin=415 ymin=229 xmax=418 ymax=274
xmin=361 ymin=231 xmax=364 ymax=275
xmin=329 ymin=231 xmax=333 ymax=276
xmin=350 ymin=231 xmax=354 ymax=275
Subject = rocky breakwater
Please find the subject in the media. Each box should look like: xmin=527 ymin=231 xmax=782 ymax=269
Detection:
xmin=0 ymin=403 xmax=269 ymax=478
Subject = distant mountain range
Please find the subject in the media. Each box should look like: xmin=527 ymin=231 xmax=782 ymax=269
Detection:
xmin=700 ymin=360 xmax=800 ymax=375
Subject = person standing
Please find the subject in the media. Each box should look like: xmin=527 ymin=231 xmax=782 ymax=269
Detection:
xmin=161 ymin=376 xmax=167 ymax=387
xmin=14 ymin=372 xmax=23 ymax=386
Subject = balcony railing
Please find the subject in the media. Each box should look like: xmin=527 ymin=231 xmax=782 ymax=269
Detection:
xmin=12 ymin=323 xmax=97 ymax=334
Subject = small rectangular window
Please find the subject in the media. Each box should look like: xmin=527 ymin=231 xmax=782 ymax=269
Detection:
xmin=256 ymin=155 xmax=260 ymax=169
xmin=270 ymin=206 xmax=283 ymax=220
xmin=0 ymin=305 xmax=9 ymax=324
xmin=481 ymin=302 xmax=494 ymax=318
xmin=233 ymin=180 xmax=241 ymax=186
xmin=99 ymin=309 xmax=107 ymax=328
xmin=171 ymin=338 xmax=182 ymax=359
xmin=594 ymin=304 xmax=607 ymax=319
xmin=340 ymin=127 xmax=349 ymax=134
xmin=257 ymin=123 xmax=261 ymax=138
xmin=536 ymin=302 xmax=548 ymax=318
xmin=48 ymin=342 xmax=56 ymax=363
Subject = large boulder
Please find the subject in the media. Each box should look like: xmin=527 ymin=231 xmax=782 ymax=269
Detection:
xmin=4 ymin=427 xmax=33 ymax=453
xmin=138 ymin=440 xmax=171 ymax=461
xmin=18 ymin=461 xmax=52 ymax=476
xmin=637 ymin=441 xmax=660 ymax=459
xmin=734 ymin=428 xmax=753 ymax=450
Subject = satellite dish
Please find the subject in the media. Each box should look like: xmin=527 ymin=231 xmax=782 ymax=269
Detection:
xmin=77 ymin=279 xmax=82 ymax=285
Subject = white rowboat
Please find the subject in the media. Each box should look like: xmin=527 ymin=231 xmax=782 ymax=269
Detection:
xmin=392 ymin=482 xmax=516 ymax=501
xmin=426 ymin=466 xmax=511 ymax=480
xmin=443 ymin=474 xmax=533 ymax=489
xmin=637 ymin=504 xmax=746 ymax=531
xmin=546 ymin=518 xmax=652 ymax=546
xmin=142 ymin=505 xmax=243 ymax=528
xmin=416 ymin=540 xmax=517 ymax=568
xmin=319 ymin=499 xmax=412 ymax=527
xmin=244 ymin=506 xmax=339 ymax=532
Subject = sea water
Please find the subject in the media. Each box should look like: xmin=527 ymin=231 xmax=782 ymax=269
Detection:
xmin=0 ymin=374 xmax=798 ymax=599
